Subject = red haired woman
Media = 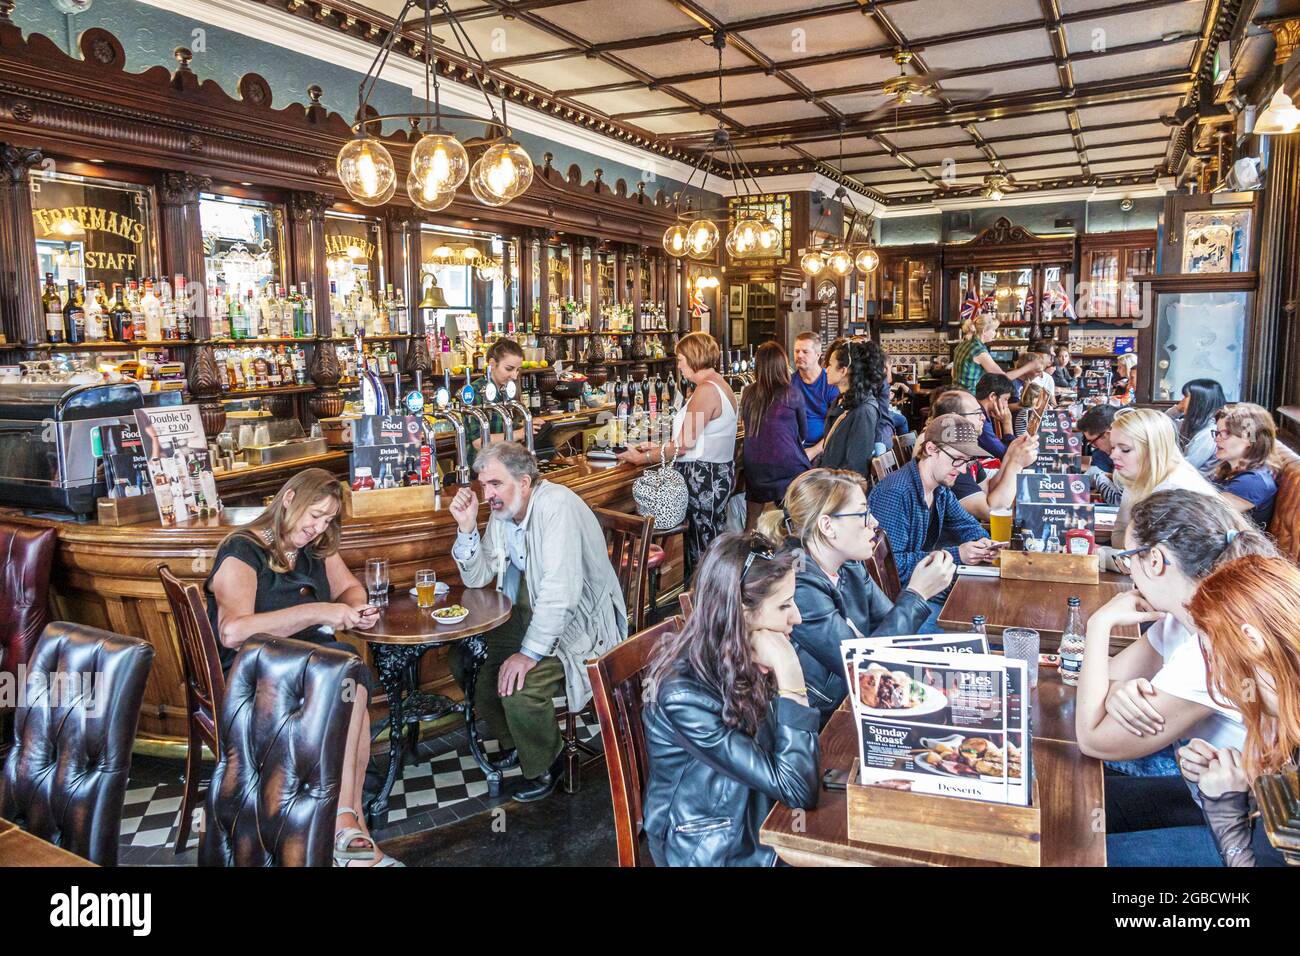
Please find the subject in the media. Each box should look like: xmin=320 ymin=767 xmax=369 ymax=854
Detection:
xmin=1183 ymin=554 xmax=1300 ymax=866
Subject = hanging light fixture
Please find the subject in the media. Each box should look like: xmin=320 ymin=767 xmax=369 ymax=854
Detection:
xmin=800 ymin=123 xmax=880 ymax=277
xmin=337 ymin=0 xmax=533 ymax=210
xmin=1254 ymin=87 xmax=1300 ymax=135
xmin=663 ymin=34 xmax=781 ymax=263
xmin=800 ymin=250 xmax=826 ymax=276
xmin=854 ymin=248 xmax=880 ymax=274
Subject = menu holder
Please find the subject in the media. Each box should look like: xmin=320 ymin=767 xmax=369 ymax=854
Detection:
xmin=96 ymin=491 xmax=162 ymax=527
xmin=846 ymin=758 xmax=1043 ymax=867
xmin=999 ymin=548 xmax=1099 ymax=585
xmin=340 ymin=481 xmax=441 ymax=519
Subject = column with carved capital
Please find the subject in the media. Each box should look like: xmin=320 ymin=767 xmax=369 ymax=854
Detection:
xmin=308 ymin=339 xmax=345 ymax=422
xmin=0 ymin=143 xmax=44 ymax=348
xmin=157 ymin=171 xmax=211 ymax=335
xmin=187 ymin=340 xmax=227 ymax=438
xmin=288 ymin=191 xmax=334 ymax=335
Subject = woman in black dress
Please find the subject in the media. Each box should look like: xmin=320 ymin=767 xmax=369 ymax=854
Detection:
xmin=206 ymin=467 xmax=396 ymax=866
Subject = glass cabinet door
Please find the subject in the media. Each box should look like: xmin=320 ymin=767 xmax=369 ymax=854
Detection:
xmin=1153 ymin=290 xmax=1247 ymax=402
xmin=1087 ymin=250 xmax=1120 ymax=318
xmin=906 ymin=259 xmax=933 ymax=321
xmin=1121 ymin=248 xmax=1153 ymax=319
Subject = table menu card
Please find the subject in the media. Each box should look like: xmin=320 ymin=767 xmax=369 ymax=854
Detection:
xmin=843 ymin=642 xmax=1030 ymax=806
xmin=132 ymin=404 xmax=220 ymax=526
xmin=1028 ymin=408 xmax=1083 ymax=472
xmin=351 ymin=414 xmax=426 ymax=490
xmin=1014 ymin=472 xmax=1093 ymax=546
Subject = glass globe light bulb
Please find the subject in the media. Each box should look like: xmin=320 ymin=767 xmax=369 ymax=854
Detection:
xmin=410 ymin=132 xmax=469 ymax=197
xmin=685 ymin=219 xmax=720 ymax=258
xmin=406 ymin=168 xmax=456 ymax=212
xmin=800 ymin=251 xmax=826 ymax=276
xmin=337 ymin=136 xmax=396 ymax=205
xmin=469 ymin=158 xmax=513 ymax=207
xmin=663 ymin=223 xmax=689 ymax=258
xmin=828 ymin=248 xmax=854 ymax=276
xmin=855 ymin=248 xmax=880 ymax=274
xmin=475 ymin=141 xmax=534 ymax=203
xmin=756 ymin=218 xmax=780 ymax=250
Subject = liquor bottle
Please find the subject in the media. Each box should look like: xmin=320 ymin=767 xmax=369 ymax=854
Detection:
xmin=613 ymin=373 xmax=625 ymax=409
xmin=647 ymin=373 xmax=658 ymax=419
xmin=615 ymin=375 xmax=628 ymax=432
xmin=1065 ymin=518 xmax=1095 ymax=556
xmin=529 ymin=377 xmax=542 ymax=415
xmin=293 ymin=344 xmax=307 ymax=385
xmin=82 ymin=281 xmax=105 ymax=343
xmin=159 ymin=277 xmax=177 ymax=340
xmin=63 ymin=279 xmax=86 ymax=344
xmin=42 ymin=273 xmax=63 ymax=344
xmin=111 ymin=285 xmax=133 ymax=343
xmin=655 ymin=372 xmax=665 ymax=408
xmin=142 ymin=278 xmax=163 ymax=341
xmin=1043 ymin=524 xmax=1062 ymax=554
xmin=972 ymin=615 xmax=987 ymax=637
xmin=1059 ymin=596 xmax=1085 ymax=687
xmin=127 ymin=278 xmax=145 ymax=341
xmin=302 ymin=288 xmax=315 ymax=337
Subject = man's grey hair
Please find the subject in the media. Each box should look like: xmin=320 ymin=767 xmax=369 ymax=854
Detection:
xmin=473 ymin=441 xmax=540 ymax=483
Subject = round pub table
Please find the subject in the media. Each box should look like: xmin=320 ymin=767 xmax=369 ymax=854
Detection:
xmin=344 ymin=586 xmax=512 ymax=824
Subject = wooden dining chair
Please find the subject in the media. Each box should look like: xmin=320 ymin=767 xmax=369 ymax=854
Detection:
xmin=586 ymin=615 xmax=683 ymax=867
xmin=870 ymin=450 xmax=900 ymax=484
xmin=158 ymin=565 xmax=226 ymax=855
xmin=893 ymin=432 xmax=917 ymax=463
xmin=865 ymin=529 xmax=903 ymax=601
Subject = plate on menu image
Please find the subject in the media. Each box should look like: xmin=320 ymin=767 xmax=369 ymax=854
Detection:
xmin=856 ymin=663 xmax=948 ymax=718
xmin=408 ymin=582 xmax=451 ymax=598
xmin=913 ymin=733 xmax=1021 ymax=779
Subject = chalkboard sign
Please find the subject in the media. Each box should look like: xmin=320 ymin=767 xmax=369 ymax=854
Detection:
xmin=1014 ymin=472 xmax=1093 ymax=550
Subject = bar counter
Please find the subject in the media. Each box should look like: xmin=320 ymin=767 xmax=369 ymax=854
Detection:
xmin=1 ymin=454 xmax=668 ymax=743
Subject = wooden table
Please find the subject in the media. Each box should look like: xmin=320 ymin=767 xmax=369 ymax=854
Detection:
xmin=0 ymin=818 xmax=96 ymax=867
xmin=937 ymin=571 xmax=1138 ymax=651
xmin=759 ymin=669 xmax=1106 ymax=867
xmin=344 ymin=586 xmax=512 ymax=822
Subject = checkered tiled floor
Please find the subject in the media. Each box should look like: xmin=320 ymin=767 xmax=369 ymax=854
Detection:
xmin=117 ymin=709 xmax=602 ymax=865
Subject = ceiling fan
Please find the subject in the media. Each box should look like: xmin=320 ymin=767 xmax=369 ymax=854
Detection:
xmin=861 ymin=49 xmax=990 ymax=123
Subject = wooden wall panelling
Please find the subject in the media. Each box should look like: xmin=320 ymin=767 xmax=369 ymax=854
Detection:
xmin=288 ymin=191 xmax=332 ymax=334
xmin=157 ymin=171 xmax=212 ymax=337
xmin=536 ymin=231 xmax=550 ymax=333
xmin=0 ymin=142 xmax=43 ymax=347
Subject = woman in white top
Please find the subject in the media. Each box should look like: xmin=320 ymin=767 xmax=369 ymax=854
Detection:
xmin=1100 ymin=407 xmax=1219 ymax=570
xmin=1074 ymin=490 xmax=1278 ymax=865
xmin=618 ymin=331 xmax=737 ymax=581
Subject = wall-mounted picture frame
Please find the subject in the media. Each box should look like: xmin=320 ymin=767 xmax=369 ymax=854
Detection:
xmin=728 ymin=283 xmax=747 ymax=316
xmin=731 ymin=319 xmax=745 ymax=346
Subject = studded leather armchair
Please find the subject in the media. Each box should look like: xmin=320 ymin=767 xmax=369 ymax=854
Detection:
xmin=0 ymin=622 xmax=155 ymax=866
xmin=1269 ymin=445 xmax=1300 ymax=564
xmin=0 ymin=522 xmax=56 ymax=685
xmin=198 ymin=636 xmax=362 ymax=867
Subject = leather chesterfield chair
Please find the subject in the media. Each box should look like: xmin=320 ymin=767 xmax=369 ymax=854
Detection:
xmin=0 ymin=622 xmax=155 ymax=866
xmin=1269 ymin=444 xmax=1300 ymax=564
xmin=0 ymin=523 xmax=56 ymax=688
xmin=199 ymin=636 xmax=362 ymax=867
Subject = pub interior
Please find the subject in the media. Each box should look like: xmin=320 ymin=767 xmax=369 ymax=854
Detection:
xmin=2 ymin=0 xmax=1300 ymax=881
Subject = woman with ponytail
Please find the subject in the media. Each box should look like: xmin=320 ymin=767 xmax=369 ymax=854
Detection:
xmin=642 ymin=532 xmax=820 ymax=867
xmin=1182 ymin=555 xmax=1300 ymax=866
xmin=756 ymin=469 xmax=955 ymax=725
xmin=1072 ymin=489 xmax=1279 ymax=865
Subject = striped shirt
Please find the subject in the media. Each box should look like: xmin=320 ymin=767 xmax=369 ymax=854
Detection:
xmin=952 ymin=337 xmax=989 ymax=392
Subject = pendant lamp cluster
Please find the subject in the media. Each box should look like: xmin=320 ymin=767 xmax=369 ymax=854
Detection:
xmin=800 ymin=125 xmax=880 ymax=278
xmin=662 ymin=34 xmax=781 ymax=262
xmin=336 ymin=0 xmax=534 ymax=212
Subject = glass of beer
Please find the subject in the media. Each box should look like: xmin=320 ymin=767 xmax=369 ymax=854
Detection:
xmin=990 ymin=508 xmax=1013 ymax=544
xmin=416 ymin=569 xmax=437 ymax=609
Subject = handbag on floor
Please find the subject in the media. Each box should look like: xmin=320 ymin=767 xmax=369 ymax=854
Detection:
xmin=632 ymin=444 xmax=689 ymax=530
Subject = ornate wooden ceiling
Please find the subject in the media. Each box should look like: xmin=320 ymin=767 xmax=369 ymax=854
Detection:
xmin=248 ymin=0 xmax=1252 ymax=205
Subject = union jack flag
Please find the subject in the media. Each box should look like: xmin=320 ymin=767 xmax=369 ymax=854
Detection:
xmin=1047 ymin=286 xmax=1076 ymax=320
xmin=1023 ymin=288 xmax=1035 ymax=317
xmin=959 ymin=285 xmax=980 ymax=322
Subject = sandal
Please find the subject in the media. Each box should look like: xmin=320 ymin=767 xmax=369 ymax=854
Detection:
xmin=333 ymin=806 xmax=377 ymax=862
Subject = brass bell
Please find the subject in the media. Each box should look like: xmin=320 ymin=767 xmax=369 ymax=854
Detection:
xmin=419 ymin=276 xmax=449 ymax=310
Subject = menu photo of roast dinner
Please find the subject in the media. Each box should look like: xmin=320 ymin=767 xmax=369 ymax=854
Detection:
xmin=842 ymin=634 xmax=1031 ymax=807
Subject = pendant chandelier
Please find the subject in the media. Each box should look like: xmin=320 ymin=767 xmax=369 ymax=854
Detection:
xmin=663 ymin=34 xmax=781 ymax=262
xmin=336 ymin=0 xmax=533 ymax=211
xmin=800 ymin=125 xmax=880 ymax=278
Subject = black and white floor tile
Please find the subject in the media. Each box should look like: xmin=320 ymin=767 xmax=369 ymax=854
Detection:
xmin=116 ymin=709 xmax=602 ymax=866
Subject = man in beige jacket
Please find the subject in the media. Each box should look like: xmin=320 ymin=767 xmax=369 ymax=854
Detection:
xmin=450 ymin=442 xmax=627 ymax=802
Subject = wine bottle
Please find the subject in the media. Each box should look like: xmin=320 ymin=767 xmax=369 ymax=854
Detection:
xmin=63 ymin=279 xmax=85 ymax=344
xmin=43 ymin=274 xmax=63 ymax=344
xmin=111 ymin=285 xmax=132 ymax=343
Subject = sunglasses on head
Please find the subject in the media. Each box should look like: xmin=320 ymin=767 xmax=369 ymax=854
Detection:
xmin=742 ymin=535 xmax=775 ymax=580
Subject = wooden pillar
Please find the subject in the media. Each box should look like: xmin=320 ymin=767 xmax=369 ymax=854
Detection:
xmin=1255 ymin=132 xmax=1300 ymax=408
xmin=666 ymin=255 xmax=679 ymax=329
xmin=631 ymin=246 xmax=643 ymax=330
xmin=0 ymin=143 xmax=44 ymax=348
xmin=615 ymin=246 xmax=627 ymax=306
xmin=518 ymin=235 xmax=534 ymax=333
xmin=569 ymin=239 xmax=582 ymax=303
xmin=288 ymin=191 xmax=333 ymax=335
xmin=537 ymin=231 xmax=550 ymax=333
xmin=157 ymin=172 xmax=212 ymax=337
xmin=501 ymin=235 xmax=516 ymax=333
xmin=590 ymin=241 xmax=603 ymax=323
xmin=382 ymin=207 xmax=411 ymax=309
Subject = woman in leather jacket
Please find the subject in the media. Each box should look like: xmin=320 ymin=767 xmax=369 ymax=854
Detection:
xmin=757 ymin=469 xmax=957 ymax=725
xmin=642 ymin=532 xmax=821 ymax=867
xmin=1182 ymin=554 xmax=1300 ymax=867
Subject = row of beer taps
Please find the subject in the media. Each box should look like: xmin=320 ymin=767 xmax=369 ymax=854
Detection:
xmin=723 ymin=346 xmax=756 ymax=391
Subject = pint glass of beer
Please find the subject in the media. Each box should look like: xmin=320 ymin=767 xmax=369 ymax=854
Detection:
xmin=989 ymin=508 xmax=1013 ymax=544
xmin=416 ymin=569 xmax=437 ymax=608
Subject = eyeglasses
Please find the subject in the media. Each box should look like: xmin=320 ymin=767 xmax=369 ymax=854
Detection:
xmin=939 ymin=446 xmax=977 ymax=470
xmin=1112 ymin=544 xmax=1167 ymax=575
xmin=830 ymin=510 xmax=877 ymax=528
xmin=742 ymin=536 xmax=775 ymax=580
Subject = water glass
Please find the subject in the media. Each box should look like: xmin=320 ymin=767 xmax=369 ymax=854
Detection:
xmin=415 ymin=568 xmax=437 ymax=609
xmin=1003 ymin=627 xmax=1041 ymax=688
xmin=366 ymin=557 xmax=390 ymax=607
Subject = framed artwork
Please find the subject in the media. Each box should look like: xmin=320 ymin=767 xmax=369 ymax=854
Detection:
xmin=1181 ymin=209 xmax=1252 ymax=274
xmin=728 ymin=283 xmax=747 ymax=316
xmin=731 ymin=319 xmax=745 ymax=345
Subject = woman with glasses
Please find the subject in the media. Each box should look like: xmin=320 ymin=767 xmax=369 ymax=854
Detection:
xmin=757 ymin=469 xmax=955 ymax=725
xmin=1208 ymin=403 xmax=1280 ymax=529
xmin=816 ymin=338 xmax=881 ymax=480
xmin=642 ymin=532 xmax=820 ymax=867
xmin=1099 ymin=407 xmax=1219 ymax=571
xmin=1073 ymin=489 xmax=1277 ymax=866
xmin=1182 ymin=554 xmax=1300 ymax=866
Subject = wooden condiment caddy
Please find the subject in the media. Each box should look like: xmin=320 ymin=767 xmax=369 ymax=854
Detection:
xmin=97 ymin=492 xmax=161 ymax=527
xmin=999 ymin=548 xmax=1099 ymax=585
xmin=340 ymin=481 xmax=441 ymax=519
xmin=846 ymin=758 xmax=1043 ymax=866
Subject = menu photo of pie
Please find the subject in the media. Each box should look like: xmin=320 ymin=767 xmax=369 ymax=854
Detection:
xmin=846 ymin=646 xmax=1030 ymax=806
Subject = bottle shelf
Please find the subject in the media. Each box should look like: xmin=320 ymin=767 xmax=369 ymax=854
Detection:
xmin=219 ymin=384 xmax=315 ymax=398
xmin=327 ymin=334 xmax=415 ymax=342
xmin=33 ymin=339 xmax=194 ymax=350
xmin=210 ymin=337 xmax=313 ymax=345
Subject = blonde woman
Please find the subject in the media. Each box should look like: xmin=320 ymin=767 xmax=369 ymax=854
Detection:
xmin=951 ymin=313 xmax=1043 ymax=393
xmin=1209 ymin=403 xmax=1280 ymax=529
xmin=206 ymin=468 xmax=399 ymax=867
xmin=1101 ymin=408 xmax=1219 ymax=569
xmin=757 ymin=469 xmax=955 ymax=724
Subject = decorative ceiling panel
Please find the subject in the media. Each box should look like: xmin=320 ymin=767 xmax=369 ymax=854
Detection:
xmin=1070 ymin=41 xmax=1198 ymax=85
xmin=1076 ymin=96 xmax=1185 ymax=126
xmin=888 ymin=0 xmax=1046 ymax=37
xmin=1082 ymin=122 xmax=1171 ymax=146
xmin=921 ymin=30 xmax=1055 ymax=72
xmin=997 ymin=134 xmax=1080 ymax=155
xmin=1002 ymin=151 xmax=1082 ymax=171
xmin=737 ymin=10 xmax=891 ymax=60
xmin=535 ymin=0 xmax=701 ymax=43
xmin=1063 ymin=5 xmax=1206 ymax=53
xmin=504 ymin=55 xmax=639 ymax=90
